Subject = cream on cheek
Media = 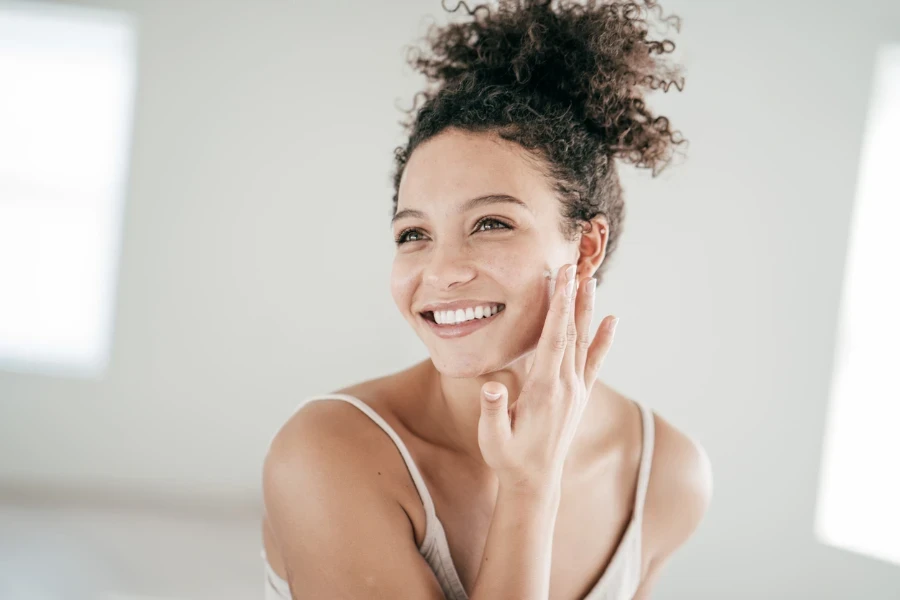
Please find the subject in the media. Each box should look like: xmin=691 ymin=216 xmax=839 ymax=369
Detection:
xmin=543 ymin=265 xmax=561 ymax=297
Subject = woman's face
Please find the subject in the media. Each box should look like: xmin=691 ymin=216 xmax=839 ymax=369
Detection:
xmin=391 ymin=127 xmax=580 ymax=378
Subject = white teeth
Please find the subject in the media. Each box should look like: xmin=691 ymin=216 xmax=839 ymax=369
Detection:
xmin=432 ymin=304 xmax=503 ymax=325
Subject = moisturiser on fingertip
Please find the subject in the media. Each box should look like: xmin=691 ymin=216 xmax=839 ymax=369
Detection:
xmin=543 ymin=266 xmax=561 ymax=297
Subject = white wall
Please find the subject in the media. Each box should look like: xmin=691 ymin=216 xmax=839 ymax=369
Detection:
xmin=1 ymin=0 xmax=899 ymax=598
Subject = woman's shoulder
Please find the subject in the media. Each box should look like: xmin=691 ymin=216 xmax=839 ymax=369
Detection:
xmin=263 ymin=371 xmax=424 ymax=506
xmin=639 ymin=401 xmax=714 ymax=567
xmin=271 ymin=362 xmax=411 ymax=440
xmin=265 ymin=376 xmax=405 ymax=475
xmin=260 ymin=374 xmax=431 ymax=584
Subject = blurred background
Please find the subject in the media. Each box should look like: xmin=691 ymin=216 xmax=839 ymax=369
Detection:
xmin=1 ymin=0 xmax=899 ymax=598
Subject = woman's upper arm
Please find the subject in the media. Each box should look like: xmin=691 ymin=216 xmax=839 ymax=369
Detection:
xmin=262 ymin=405 xmax=446 ymax=600
xmin=635 ymin=412 xmax=714 ymax=598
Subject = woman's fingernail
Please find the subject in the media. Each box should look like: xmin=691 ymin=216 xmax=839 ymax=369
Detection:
xmin=565 ymin=264 xmax=576 ymax=280
xmin=585 ymin=278 xmax=596 ymax=296
xmin=608 ymin=317 xmax=619 ymax=333
xmin=565 ymin=277 xmax=575 ymax=297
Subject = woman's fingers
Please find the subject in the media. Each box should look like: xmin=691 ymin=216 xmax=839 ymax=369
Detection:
xmin=574 ymin=277 xmax=596 ymax=379
xmin=584 ymin=315 xmax=619 ymax=390
xmin=561 ymin=274 xmax=582 ymax=377
xmin=532 ymin=264 xmax=577 ymax=381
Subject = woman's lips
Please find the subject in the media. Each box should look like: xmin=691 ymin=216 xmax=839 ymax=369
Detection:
xmin=420 ymin=306 xmax=505 ymax=339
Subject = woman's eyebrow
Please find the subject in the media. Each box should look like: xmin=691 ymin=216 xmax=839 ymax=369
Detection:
xmin=391 ymin=194 xmax=531 ymax=225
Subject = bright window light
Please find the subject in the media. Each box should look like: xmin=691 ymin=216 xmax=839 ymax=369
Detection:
xmin=815 ymin=44 xmax=900 ymax=567
xmin=0 ymin=1 xmax=136 ymax=378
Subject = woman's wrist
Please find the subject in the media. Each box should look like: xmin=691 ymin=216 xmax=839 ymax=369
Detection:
xmin=498 ymin=474 xmax=562 ymax=508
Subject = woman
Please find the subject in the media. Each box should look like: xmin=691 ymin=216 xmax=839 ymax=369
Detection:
xmin=261 ymin=0 xmax=712 ymax=598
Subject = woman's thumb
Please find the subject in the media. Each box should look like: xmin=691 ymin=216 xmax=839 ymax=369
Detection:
xmin=479 ymin=382 xmax=511 ymax=444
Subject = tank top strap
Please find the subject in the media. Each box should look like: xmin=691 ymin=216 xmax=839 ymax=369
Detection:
xmin=298 ymin=394 xmax=440 ymax=542
xmin=632 ymin=400 xmax=656 ymax=520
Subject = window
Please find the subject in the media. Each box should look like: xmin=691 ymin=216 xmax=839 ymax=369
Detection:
xmin=0 ymin=1 xmax=136 ymax=378
xmin=815 ymin=44 xmax=900 ymax=567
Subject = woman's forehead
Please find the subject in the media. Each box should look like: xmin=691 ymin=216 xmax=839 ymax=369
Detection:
xmin=398 ymin=130 xmax=552 ymax=211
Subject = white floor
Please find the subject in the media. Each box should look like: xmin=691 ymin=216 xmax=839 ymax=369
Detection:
xmin=0 ymin=492 xmax=264 ymax=600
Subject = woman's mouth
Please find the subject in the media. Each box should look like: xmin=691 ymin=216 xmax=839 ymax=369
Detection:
xmin=420 ymin=304 xmax=506 ymax=339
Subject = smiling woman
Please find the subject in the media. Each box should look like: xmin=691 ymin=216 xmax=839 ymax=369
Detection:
xmin=261 ymin=1 xmax=711 ymax=599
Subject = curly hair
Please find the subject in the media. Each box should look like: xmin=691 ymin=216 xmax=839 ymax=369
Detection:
xmin=391 ymin=0 xmax=687 ymax=284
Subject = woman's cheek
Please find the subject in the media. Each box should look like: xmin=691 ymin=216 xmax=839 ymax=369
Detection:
xmin=486 ymin=245 xmax=543 ymax=284
xmin=390 ymin=260 xmax=417 ymax=308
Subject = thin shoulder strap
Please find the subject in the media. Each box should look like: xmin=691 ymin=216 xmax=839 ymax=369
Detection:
xmin=300 ymin=394 xmax=440 ymax=529
xmin=588 ymin=403 xmax=656 ymax=599
xmin=633 ymin=401 xmax=656 ymax=519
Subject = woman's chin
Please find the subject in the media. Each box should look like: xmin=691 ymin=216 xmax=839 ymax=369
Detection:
xmin=430 ymin=355 xmax=499 ymax=379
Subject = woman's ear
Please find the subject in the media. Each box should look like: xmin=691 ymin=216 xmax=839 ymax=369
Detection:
xmin=577 ymin=216 xmax=608 ymax=279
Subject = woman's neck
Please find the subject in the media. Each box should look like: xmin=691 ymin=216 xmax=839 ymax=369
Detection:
xmin=396 ymin=357 xmax=622 ymax=478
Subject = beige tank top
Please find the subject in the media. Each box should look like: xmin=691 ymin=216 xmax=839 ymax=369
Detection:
xmin=262 ymin=393 xmax=656 ymax=600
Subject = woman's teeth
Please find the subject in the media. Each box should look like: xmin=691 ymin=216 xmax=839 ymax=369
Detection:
xmin=430 ymin=304 xmax=504 ymax=325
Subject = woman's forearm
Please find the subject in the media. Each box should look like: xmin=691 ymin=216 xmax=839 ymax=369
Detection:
xmin=468 ymin=480 xmax=562 ymax=600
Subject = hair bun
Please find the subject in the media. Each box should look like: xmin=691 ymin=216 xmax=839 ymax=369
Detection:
xmin=406 ymin=0 xmax=687 ymax=173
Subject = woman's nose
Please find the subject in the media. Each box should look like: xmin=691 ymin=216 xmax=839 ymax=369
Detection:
xmin=422 ymin=243 xmax=477 ymax=290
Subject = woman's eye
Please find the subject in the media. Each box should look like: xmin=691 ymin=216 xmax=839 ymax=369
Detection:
xmin=475 ymin=217 xmax=511 ymax=232
xmin=394 ymin=218 xmax=511 ymax=245
xmin=395 ymin=228 xmax=425 ymax=244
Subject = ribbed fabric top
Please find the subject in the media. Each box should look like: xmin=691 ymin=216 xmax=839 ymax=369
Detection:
xmin=263 ymin=393 xmax=655 ymax=600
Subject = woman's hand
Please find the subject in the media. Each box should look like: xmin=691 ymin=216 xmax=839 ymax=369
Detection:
xmin=478 ymin=263 xmax=619 ymax=492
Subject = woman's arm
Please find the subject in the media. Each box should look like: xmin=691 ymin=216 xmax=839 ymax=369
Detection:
xmin=468 ymin=481 xmax=562 ymax=599
xmin=263 ymin=419 xmax=446 ymax=599
xmin=262 ymin=402 xmax=565 ymax=600
xmin=632 ymin=413 xmax=714 ymax=599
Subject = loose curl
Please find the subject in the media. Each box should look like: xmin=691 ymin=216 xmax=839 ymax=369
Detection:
xmin=391 ymin=0 xmax=687 ymax=284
